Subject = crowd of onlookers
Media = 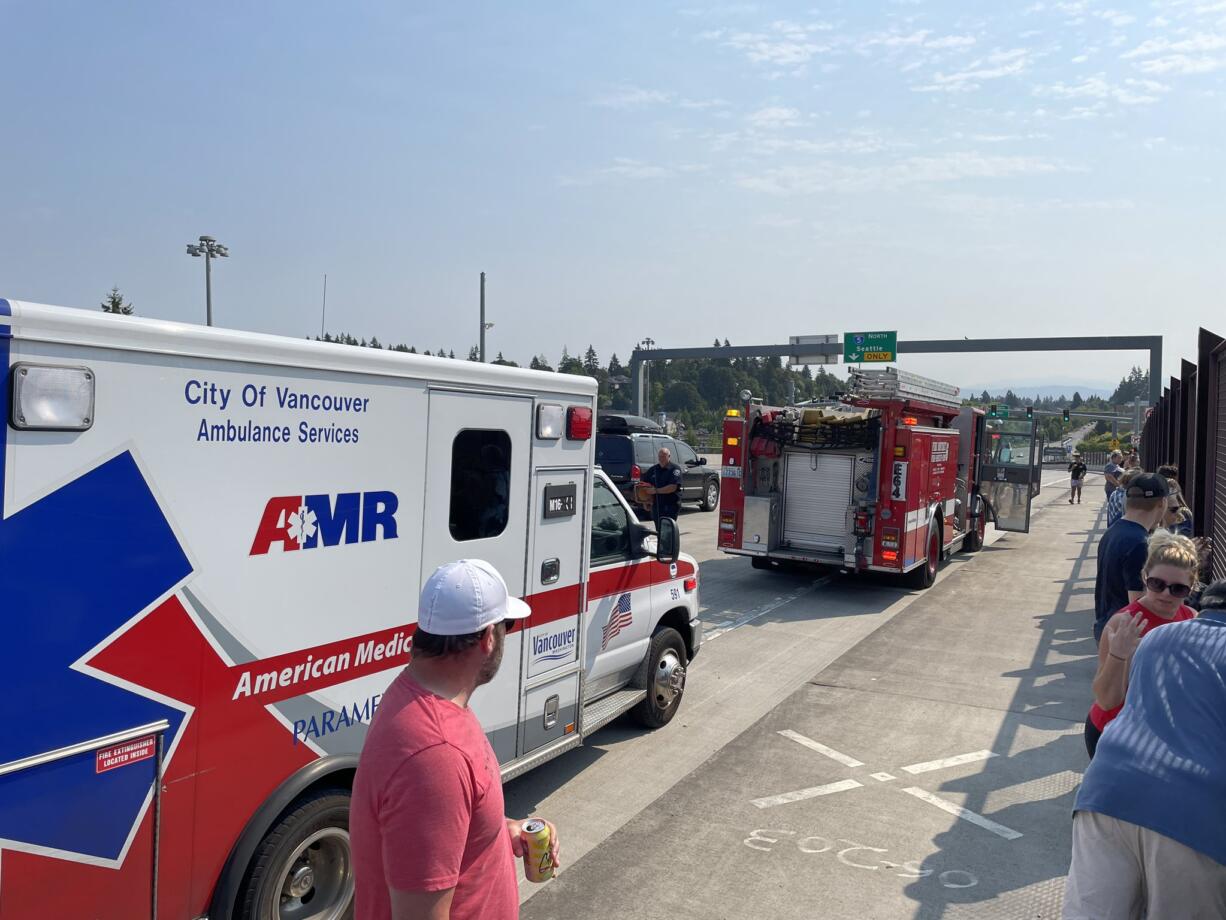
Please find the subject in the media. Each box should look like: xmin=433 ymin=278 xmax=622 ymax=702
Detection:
xmin=1062 ymin=452 xmax=1226 ymax=918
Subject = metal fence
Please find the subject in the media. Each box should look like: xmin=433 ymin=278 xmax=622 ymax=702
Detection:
xmin=1140 ymin=327 xmax=1226 ymax=583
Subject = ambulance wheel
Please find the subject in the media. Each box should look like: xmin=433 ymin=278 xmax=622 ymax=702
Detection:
xmin=632 ymin=627 xmax=687 ymax=729
xmin=701 ymin=480 xmax=720 ymax=511
xmin=237 ymin=788 xmax=354 ymax=920
xmin=909 ymin=522 xmax=941 ymax=589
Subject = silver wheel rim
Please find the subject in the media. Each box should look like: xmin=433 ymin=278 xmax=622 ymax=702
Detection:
xmin=706 ymin=483 xmax=718 ymax=507
xmin=267 ymin=827 xmax=353 ymax=920
xmin=652 ymin=648 xmax=685 ymax=709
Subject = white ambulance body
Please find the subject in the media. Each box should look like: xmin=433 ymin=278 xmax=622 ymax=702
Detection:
xmin=0 ymin=299 xmax=700 ymax=920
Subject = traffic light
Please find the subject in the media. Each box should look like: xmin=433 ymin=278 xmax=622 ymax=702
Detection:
xmin=1062 ymin=408 xmax=1070 ymax=422
xmin=989 ymin=404 xmax=998 ymax=418
xmin=1026 ymin=406 xmax=1034 ymax=420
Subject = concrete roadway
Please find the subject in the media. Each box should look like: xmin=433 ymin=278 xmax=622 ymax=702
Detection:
xmin=509 ymin=468 xmax=1102 ymax=920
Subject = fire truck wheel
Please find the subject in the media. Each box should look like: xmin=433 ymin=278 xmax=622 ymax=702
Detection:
xmin=964 ymin=506 xmax=986 ymax=553
xmin=909 ymin=522 xmax=941 ymax=589
xmin=237 ymin=788 xmax=354 ymax=920
xmin=701 ymin=480 xmax=720 ymax=511
xmin=632 ymin=627 xmax=688 ymax=729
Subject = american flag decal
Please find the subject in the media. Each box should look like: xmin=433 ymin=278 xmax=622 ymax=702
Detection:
xmin=601 ymin=592 xmax=634 ymax=650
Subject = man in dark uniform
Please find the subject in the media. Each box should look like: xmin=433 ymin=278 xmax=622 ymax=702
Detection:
xmin=641 ymin=446 xmax=682 ymax=531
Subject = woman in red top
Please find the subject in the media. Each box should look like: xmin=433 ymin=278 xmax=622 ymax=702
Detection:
xmin=1085 ymin=530 xmax=1200 ymax=758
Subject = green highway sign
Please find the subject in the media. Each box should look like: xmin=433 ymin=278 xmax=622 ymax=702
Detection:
xmin=843 ymin=330 xmax=898 ymax=363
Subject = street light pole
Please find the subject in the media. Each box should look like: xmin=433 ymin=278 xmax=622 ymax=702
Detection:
xmin=641 ymin=337 xmax=655 ymax=416
xmin=479 ymin=271 xmax=494 ymax=362
xmin=185 ymin=235 xmax=229 ymax=326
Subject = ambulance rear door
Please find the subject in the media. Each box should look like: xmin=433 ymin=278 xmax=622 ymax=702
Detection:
xmin=420 ymin=389 xmax=532 ymax=763
xmin=519 ymin=466 xmax=587 ymax=757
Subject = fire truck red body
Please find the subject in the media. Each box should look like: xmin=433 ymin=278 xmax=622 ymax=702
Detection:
xmin=717 ymin=368 xmax=988 ymax=587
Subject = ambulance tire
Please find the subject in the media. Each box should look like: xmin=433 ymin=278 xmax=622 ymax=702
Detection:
xmin=908 ymin=522 xmax=941 ymax=589
xmin=236 ymin=787 xmax=354 ymax=920
xmin=632 ymin=627 xmax=688 ymax=729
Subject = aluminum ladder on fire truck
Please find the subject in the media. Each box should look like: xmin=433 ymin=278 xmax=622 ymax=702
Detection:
xmin=848 ymin=367 xmax=962 ymax=409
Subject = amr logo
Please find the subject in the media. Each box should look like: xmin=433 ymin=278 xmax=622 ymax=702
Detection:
xmin=250 ymin=491 xmax=399 ymax=555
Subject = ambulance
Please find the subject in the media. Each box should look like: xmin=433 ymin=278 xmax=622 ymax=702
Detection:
xmin=0 ymin=299 xmax=701 ymax=919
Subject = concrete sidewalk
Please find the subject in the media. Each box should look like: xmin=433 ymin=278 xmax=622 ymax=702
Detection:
xmin=522 ymin=483 xmax=1107 ymax=919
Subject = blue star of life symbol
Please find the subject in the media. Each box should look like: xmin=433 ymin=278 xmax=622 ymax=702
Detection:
xmin=0 ymin=451 xmax=192 ymax=863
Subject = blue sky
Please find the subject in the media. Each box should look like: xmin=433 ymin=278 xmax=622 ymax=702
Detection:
xmin=2 ymin=1 xmax=1223 ymax=392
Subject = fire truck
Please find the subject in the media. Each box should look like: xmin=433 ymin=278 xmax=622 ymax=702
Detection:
xmin=0 ymin=298 xmax=701 ymax=919
xmin=717 ymin=367 xmax=1039 ymax=586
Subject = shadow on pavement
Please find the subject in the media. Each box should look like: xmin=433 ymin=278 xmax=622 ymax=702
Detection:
xmin=904 ymin=502 xmax=1106 ymax=918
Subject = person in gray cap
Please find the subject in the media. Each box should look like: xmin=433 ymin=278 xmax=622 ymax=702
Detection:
xmin=351 ymin=560 xmax=560 ymax=920
xmin=1093 ymin=473 xmax=1169 ymax=643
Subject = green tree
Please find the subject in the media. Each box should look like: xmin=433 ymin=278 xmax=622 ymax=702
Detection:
xmin=100 ymin=286 xmax=133 ymax=315
xmin=583 ymin=345 xmax=600 ymax=375
xmin=468 ymin=346 xmax=480 ymax=361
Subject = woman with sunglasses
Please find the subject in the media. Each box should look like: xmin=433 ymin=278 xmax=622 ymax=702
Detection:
xmin=1084 ymin=530 xmax=1199 ymax=759
xmin=1163 ymin=478 xmax=1194 ymax=538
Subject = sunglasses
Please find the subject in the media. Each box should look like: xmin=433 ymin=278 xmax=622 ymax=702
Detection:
xmin=1144 ymin=576 xmax=1192 ymax=599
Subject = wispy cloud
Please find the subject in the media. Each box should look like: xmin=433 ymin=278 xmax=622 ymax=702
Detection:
xmin=737 ymin=151 xmax=1077 ymax=195
xmin=591 ymin=86 xmax=673 ymax=109
xmin=913 ymin=48 xmax=1031 ymax=92
xmin=704 ymin=19 xmax=835 ymax=71
xmin=746 ymin=105 xmax=804 ymax=129
xmin=1120 ymin=32 xmax=1226 ymax=73
xmin=1035 ymin=74 xmax=1170 ymax=105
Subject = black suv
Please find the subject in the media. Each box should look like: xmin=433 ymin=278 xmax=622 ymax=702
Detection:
xmin=595 ymin=413 xmax=720 ymax=512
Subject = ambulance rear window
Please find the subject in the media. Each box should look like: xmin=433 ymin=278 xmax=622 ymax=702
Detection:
xmin=449 ymin=429 xmax=512 ymax=541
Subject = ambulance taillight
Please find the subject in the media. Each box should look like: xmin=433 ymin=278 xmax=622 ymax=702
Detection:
xmin=567 ymin=406 xmax=593 ymax=440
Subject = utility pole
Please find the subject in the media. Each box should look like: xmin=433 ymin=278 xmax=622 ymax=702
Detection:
xmin=185 ymin=235 xmax=229 ymax=326
xmin=478 ymin=273 xmax=494 ymax=362
xmin=320 ymin=274 xmax=328 ymax=338
xmin=642 ymin=337 xmax=655 ymax=416
xmin=479 ymin=272 xmax=486 ymax=362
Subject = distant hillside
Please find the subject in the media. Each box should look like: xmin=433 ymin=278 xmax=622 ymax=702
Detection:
xmin=961 ymin=383 xmax=1114 ymax=400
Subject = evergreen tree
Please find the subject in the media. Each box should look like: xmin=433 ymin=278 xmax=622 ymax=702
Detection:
xmin=583 ymin=345 xmax=600 ymax=375
xmin=468 ymin=346 xmax=480 ymax=361
xmin=100 ymin=286 xmax=134 ymax=315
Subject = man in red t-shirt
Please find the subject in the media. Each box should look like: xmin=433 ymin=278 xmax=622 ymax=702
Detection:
xmin=352 ymin=559 xmax=561 ymax=920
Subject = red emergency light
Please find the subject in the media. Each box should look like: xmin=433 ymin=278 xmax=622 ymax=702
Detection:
xmin=567 ymin=406 xmax=593 ymax=440
xmin=684 ymin=576 xmax=697 ymax=593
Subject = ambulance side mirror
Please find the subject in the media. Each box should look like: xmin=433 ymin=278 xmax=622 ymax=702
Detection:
xmin=655 ymin=517 xmax=680 ymax=565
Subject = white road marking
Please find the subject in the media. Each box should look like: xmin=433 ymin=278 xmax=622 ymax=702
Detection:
xmin=705 ymin=576 xmax=832 ymax=641
xmin=870 ymin=772 xmax=896 ymax=782
xmin=778 ymin=730 xmax=865 ymax=768
xmin=900 ymin=749 xmax=997 ymax=775
xmin=752 ymin=779 xmax=864 ymax=809
xmin=900 ymin=786 xmax=1023 ymax=840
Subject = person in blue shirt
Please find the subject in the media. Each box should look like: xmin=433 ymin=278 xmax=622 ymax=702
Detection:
xmin=1105 ymin=468 xmax=1141 ymax=528
xmin=1094 ymin=473 xmax=1168 ymax=643
xmin=640 ymin=446 xmax=682 ymax=530
xmin=1063 ymin=578 xmax=1226 ymax=918
xmin=1103 ymin=451 xmax=1124 ymax=498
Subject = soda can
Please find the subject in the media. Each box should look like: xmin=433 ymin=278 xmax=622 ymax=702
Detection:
xmin=521 ymin=818 xmax=554 ymax=883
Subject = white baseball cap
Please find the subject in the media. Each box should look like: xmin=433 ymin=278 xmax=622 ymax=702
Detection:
xmin=418 ymin=559 xmax=531 ymax=636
